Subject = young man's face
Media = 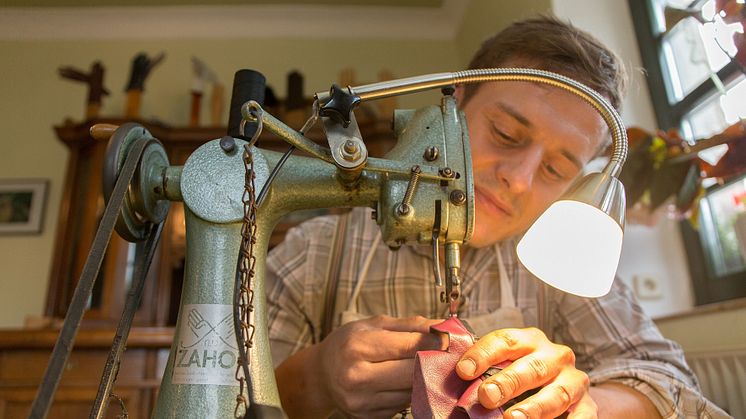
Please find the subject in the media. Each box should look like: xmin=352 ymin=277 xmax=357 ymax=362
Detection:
xmin=458 ymin=80 xmax=608 ymax=248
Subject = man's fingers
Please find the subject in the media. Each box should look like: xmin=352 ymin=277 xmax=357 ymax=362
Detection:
xmin=566 ymin=393 xmax=598 ymax=419
xmin=356 ymin=329 xmax=443 ymax=361
xmin=366 ymin=314 xmax=440 ymax=333
xmin=457 ymin=328 xmax=544 ymax=380
xmin=501 ymin=369 xmax=591 ymax=419
xmin=371 ymin=390 xmax=413 ymax=410
xmin=477 ymin=352 xmax=567 ymax=408
xmin=477 ymin=339 xmax=576 ymax=405
xmin=363 ymin=359 xmax=417 ymax=391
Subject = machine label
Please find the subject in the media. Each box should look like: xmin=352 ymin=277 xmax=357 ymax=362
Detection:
xmin=172 ymin=304 xmax=240 ymax=386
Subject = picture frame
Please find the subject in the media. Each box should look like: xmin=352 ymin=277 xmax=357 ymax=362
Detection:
xmin=0 ymin=179 xmax=48 ymax=235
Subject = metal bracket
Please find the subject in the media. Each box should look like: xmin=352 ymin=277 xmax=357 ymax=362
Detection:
xmin=321 ymin=112 xmax=368 ymax=170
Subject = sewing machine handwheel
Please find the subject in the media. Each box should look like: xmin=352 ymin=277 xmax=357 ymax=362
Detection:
xmin=103 ymin=122 xmax=170 ymax=242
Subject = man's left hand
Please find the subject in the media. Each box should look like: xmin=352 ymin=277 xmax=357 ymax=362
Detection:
xmin=456 ymin=327 xmax=597 ymax=418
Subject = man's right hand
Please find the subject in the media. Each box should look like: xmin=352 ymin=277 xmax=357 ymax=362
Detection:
xmin=276 ymin=315 xmax=444 ymax=419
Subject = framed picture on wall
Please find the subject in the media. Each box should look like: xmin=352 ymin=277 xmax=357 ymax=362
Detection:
xmin=0 ymin=179 xmax=48 ymax=234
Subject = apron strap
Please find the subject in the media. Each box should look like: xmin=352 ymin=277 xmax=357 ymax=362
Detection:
xmin=320 ymin=211 xmax=350 ymax=340
xmin=495 ymin=244 xmax=517 ymax=309
xmin=345 ymin=232 xmax=382 ymax=312
xmin=537 ymin=282 xmax=554 ymax=341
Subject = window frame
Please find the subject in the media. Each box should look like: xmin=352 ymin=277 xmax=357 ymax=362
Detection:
xmin=629 ymin=0 xmax=746 ymax=305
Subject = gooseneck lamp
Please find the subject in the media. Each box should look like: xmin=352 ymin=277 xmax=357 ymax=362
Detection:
xmin=317 ymin=67 xmax=628 ymax=298
xmin=516 ymin=171 xmax=626 ymax=297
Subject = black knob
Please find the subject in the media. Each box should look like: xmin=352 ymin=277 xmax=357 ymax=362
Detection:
xmin=227 ymin=69 xmax=266 ymax=140
xmin=319 ymin=84 xmax=361 ymax=128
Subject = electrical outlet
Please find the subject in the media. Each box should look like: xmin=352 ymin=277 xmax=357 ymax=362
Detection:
xmin=633 ymin=275 xmax=663 ymax=300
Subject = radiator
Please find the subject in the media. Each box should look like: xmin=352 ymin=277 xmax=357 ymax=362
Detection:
xmin=686 ymin=346 xmax=746 ymax=418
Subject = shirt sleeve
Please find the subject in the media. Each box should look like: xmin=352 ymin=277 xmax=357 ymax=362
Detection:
xmin=550 ymin=279 xmax=731 ymax=419
xmin=265 ymin=215 xmax=338 ymax=368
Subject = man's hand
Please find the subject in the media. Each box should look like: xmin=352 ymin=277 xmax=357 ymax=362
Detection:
xmin=317 ymin=315 xmax=444 ymax=418
xmin=276 ymin=315 xmax=443 ymax=419
xmin=456 ymin=327 xmax=597 ymax=419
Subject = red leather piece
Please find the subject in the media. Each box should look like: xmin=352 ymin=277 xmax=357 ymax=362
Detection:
xmin=411 ymin=317 xmax=505 ymax=419
xmin=456 ymin=376 xmax=503 ymax=419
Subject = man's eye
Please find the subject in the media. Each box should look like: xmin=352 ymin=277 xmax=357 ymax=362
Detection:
xmin=491 ymin=126 xmax=519 ymax=145
xmin=543 ymin=162 xmax=568 ymax=181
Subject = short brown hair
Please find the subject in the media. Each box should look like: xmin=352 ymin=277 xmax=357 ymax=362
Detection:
xmin=462 ymin=15 xmax=627 ymax=112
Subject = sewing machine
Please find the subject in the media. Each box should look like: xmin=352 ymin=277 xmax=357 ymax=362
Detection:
xmin=30 ymin=68 xmax=627 ymax=419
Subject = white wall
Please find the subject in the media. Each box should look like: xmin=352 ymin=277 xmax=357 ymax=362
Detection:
xmin=552 ymin=0 xmax=696 ymax=317
xmin=455 ymin=0 xmax=552 ymax=66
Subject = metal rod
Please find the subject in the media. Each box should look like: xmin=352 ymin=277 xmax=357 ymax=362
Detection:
xmin=315 ymin=72 xmax=455 ymax=103
xmin=243 ymin=101 xmax=333 ymax=163
xmin=315 ymin=68 xmax=627 ymax=178
xmin=89 ymin=221 xmax=165 ymax=419
xmin=29 ymin=138 xmax=152 ymax=419
xmin=256 ymin=145 xmax=295 ymax=208
xmin=432 ymin=200 xmax=443 ymax=287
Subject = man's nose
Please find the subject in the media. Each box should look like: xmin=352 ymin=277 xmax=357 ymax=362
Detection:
xmin=496 ymin=147 xmax=542 ymax=193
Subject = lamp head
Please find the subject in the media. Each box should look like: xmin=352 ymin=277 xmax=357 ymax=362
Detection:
xmin=517 ymin=171 xmax=626 ymax=298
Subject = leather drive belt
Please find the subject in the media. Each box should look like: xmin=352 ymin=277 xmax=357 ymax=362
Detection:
xmin=30 ymin=137 xmax=166 ymax=419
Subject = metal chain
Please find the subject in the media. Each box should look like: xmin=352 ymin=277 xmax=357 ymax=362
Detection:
xmin=234 ymin=113 xmax=262 ymax=418
xmin=108 ymin=393 xmax=129 ymax=419
xmin=233 ymin=104 xmax=317 ymax=417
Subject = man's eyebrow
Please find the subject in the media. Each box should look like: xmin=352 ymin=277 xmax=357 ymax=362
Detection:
xmin=561 ymin=150 xmax=583 ymax=171
xmin=497 ymin=102 xmax=532 ymax=128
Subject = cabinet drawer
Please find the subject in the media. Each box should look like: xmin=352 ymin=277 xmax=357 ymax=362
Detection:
xmin=0 ymin=349 xmax=147 ymax=385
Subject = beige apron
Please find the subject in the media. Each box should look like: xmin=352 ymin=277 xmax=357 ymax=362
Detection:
xmin=462 ymin=245 xmax=525 ymax=337
xmin=330 ymin=241 xmax=526 ymax=419
xmin=338 ymin=242 xmax=525 ymax=336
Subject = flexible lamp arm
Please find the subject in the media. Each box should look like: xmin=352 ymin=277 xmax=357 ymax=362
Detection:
xmin=316 ymin=68 xmax=627 ymax=178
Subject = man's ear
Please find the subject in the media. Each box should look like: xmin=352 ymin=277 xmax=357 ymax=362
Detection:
xmin=453 ymin=85 xmax=465 ymax=105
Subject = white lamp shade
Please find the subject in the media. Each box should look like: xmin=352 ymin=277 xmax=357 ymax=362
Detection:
xmin=516 ymin=200 xmax=623 ymax=298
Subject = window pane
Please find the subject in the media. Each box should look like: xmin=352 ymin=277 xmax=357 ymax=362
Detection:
xmin=720 ymin=77 xmax=746 ymax=122
xmin=683 ymin=92 xmax=730 ymax=139
xmin=663 ymin=17 xmax=714 ymax=100
xmin=699 ymin=177 xmax=746 ymax=277
xmin=652 ymin=0 xmax=705 ymax=32
xmin=659 ymin=0 xmax=743 ymax=101
xmin=699 ymin=8 xmax=741 ymax=69
xmin=682 ymin=75 xmax=746 ymax=140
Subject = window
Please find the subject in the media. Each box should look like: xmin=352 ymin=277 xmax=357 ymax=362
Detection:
xmin=630 ymin=0 xmax=746 ymax=305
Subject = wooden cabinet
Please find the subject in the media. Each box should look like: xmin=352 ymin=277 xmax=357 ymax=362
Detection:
xmin=0 ymin=328 xmax=172 ymax=419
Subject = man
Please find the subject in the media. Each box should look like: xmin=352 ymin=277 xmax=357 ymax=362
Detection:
xmin=266 ymin=16 xmax=729 ymax=419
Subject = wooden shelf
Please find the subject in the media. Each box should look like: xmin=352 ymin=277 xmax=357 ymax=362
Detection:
xmin=54 ymin=116 xmax=393 ymax=153
xmin=0 ymin=327 xmax=174 ymax=350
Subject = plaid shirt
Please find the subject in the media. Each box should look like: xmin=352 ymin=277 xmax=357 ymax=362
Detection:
xmin=267 ymin=208 xmax=729 ymax=418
